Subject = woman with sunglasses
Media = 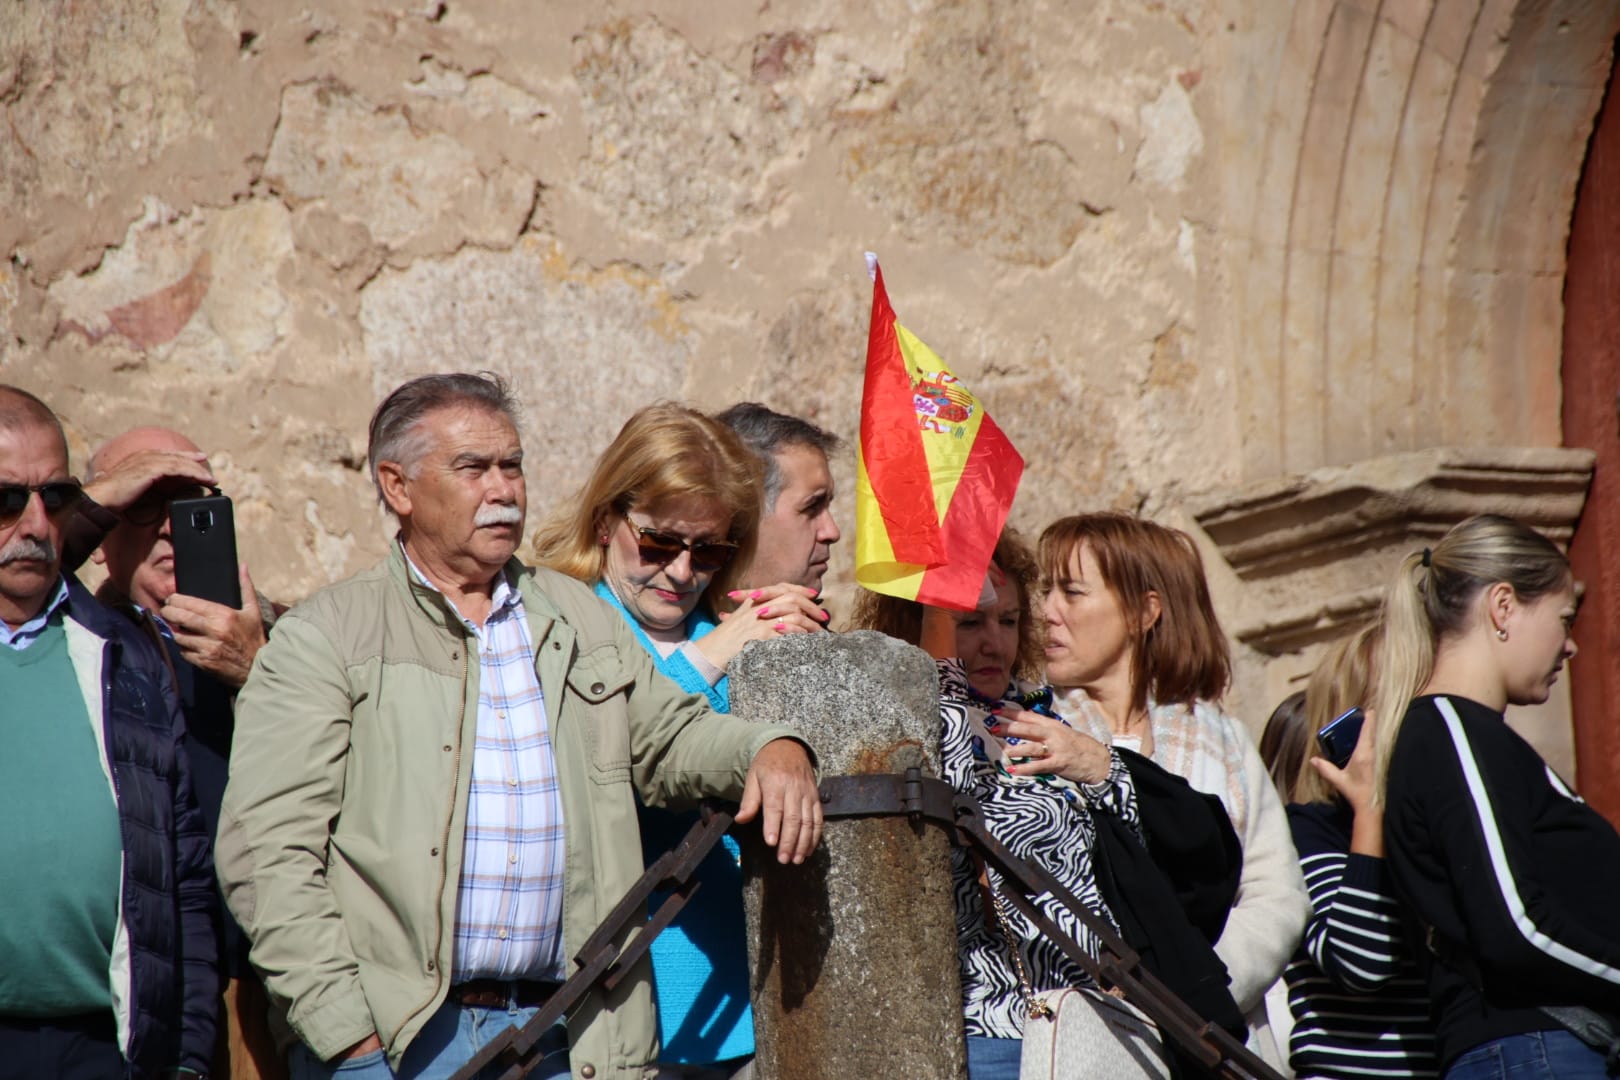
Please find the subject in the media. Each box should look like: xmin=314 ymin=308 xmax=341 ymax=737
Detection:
xmin=533 ymin=403 xmax=827 ymax=1080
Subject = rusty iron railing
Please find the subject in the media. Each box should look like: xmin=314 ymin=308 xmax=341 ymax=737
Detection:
xmin=450 ymin=770 xmax=1283 ymax=1080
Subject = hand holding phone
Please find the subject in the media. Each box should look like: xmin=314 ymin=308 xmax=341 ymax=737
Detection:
xmin=1311 ymin=707 xmax=1382 ymax=852
xmin=1315 ymin=707 xmax=1365 ymax=770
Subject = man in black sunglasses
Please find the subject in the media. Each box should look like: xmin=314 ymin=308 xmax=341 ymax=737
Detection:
xmin=0 ymin=386 xmax=220 ymax=1080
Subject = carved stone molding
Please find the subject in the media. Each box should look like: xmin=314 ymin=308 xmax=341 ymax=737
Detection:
xmin=1189 ymin=447 xmax=1596 ymax=655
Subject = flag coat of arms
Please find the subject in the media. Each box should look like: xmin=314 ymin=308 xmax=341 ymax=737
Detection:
xmin=855 ymin=254 xmax=1025 ymax=611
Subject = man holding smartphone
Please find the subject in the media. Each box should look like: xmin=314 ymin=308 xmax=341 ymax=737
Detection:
xmin=68 ymin=426 xmax=282 ymax=1080
xmin=69 ymin=428 xmax=270 ymax=688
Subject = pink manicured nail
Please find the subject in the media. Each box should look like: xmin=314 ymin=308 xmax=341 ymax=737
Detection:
xmin=774 ymin=622 xmax=787 ymax=632
xmin=750 ymin=590 xmax=765 ymax=600
xmin=757 ymin=607 xmax=772 ymax=617
xmin=727 ymin=590 xmax=744 ymax=599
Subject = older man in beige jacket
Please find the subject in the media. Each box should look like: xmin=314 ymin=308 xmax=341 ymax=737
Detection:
xmin=218 ymin=373 xmax=821 ymax=1080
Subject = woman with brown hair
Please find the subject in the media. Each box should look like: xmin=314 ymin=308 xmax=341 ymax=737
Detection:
xmin=1042 ymin=512 xmax=1310 ymax=1067
xmin=850 ymin=528 xmax=1047 ymax=703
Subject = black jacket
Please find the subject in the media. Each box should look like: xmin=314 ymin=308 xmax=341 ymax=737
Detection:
xmin=1091 ymin=748 xmax=1245 ymax=1041
xmin=1385 ymin=694 xmax=1620 ymax=1069
xmin=62 ymin=576 xmax=221 ymax=1076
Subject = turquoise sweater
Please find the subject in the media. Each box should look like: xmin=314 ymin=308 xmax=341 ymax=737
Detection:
xmin=0 ymin=618 xmax=122 ymax=1016
xmin=593 ymin=583 xmax=754 ymax=1064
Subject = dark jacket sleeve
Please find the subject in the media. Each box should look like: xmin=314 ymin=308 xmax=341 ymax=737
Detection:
xmin=61 ymin=497 xmax=119 ymax=573
xmin=165 ymin=668 xmax=223 ymax=1071
xmin=1386 ymin=698 xmax=1620 ymax=1011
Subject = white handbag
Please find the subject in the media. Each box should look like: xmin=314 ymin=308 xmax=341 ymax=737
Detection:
xmin=1019 ymin=986 xmax=1172 ymax=1080
xmin=989 ymin=889 xmax=1172 ymax=1080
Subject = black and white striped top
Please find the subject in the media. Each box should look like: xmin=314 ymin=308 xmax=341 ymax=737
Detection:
xmin=1283 ymin=801 xmax=1438 ymax=1078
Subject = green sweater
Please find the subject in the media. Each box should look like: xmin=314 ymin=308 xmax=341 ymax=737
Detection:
xmin=0 ymin=618 xmax=122 ymax=1016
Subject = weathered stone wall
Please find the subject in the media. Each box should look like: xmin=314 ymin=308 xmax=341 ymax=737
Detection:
xmin=3 ymin=0 xmax=1614 ymax=734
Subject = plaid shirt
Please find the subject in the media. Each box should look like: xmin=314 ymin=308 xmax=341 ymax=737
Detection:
xmin=405 ymin=552 xmax=566 ymax=981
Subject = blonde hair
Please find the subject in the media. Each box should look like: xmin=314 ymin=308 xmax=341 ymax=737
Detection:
xmin=532 ymin=403 xmax=764 ymax=612
xmin=1292 ymin=624 xmax=1381 ymax=805
xmin=1371 ymin=514 xmax=1570 ymax=800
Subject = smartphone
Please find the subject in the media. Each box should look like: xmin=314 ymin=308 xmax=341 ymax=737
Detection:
xmin=169 ymin=492 xmax=242 ymax=609
xmin=1316 ymin=707 xmax=1365 ymax=769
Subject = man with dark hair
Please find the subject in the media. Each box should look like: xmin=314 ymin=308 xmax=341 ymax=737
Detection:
xmin=0 ymin=386 xmax=220 ymax=1080
xmin=712 ymin=403 xmax=843 ymax=594
xmin=218 ymin=372 xmax=822 ymax=1080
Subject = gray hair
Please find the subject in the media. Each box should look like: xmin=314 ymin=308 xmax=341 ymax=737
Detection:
xmin=367 ymin=372 xmax=521 ymax=502
xmin=0 ymin=385 xmax=67 ymax=460
xmin=712 ymin=402 xmax=840 ymax=510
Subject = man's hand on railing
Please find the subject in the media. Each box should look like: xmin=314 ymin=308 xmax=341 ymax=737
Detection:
xmin=736 ymin=737 xmax=823 ymax=864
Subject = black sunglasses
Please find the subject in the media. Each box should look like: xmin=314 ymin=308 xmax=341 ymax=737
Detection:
xmin=628 ymin=519 xmax=739 ymax=575
xmin=123 ymin=483 xmax=216 ymax=527
xmin=0 ymin=481 xmax=83 ymax=526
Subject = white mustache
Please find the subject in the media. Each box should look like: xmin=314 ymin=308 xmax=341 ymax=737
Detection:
xmin=0 ymin=536 xmax=57 ymax=566
xmin=474 ymin=504 xmax=523 ymax=527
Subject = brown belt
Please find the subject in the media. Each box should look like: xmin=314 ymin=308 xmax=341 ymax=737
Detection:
xmin=449 ymin=979 xmax=560 ymax=1009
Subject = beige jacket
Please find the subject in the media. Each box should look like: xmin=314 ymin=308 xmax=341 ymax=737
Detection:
xmin=217 ymin=545 xmax=796 ymax=1079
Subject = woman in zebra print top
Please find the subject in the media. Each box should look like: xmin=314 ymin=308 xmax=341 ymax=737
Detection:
xmin=851 ymin=530 xmax=1140 ymax=1080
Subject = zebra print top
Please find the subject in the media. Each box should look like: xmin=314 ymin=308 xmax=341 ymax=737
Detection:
xmin=936 ymin=659 xmax=1140 ymax=1038
xmin=1283 ymin=800 xmax=1438 ymax=1078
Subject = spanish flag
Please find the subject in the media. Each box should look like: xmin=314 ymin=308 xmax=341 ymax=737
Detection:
xmin=855 ymin=254 xmax=1024 ymax=611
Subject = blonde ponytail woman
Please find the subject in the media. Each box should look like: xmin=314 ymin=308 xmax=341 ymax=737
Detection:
xmin=1375 ymin=514 xmax=1620 ymax=1079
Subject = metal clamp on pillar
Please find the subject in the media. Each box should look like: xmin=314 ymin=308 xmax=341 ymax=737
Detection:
xmin=817 ymin=766 xmax=957 ymax=826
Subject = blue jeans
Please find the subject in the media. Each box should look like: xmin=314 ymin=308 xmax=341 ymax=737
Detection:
xmin=966 ymin=1035 xmax=1023 ymax=1080
xmin=288 ymin=997 xmax=569 ymax=1080
xmin=1446 ymin=1030 xmax=1613 ymax=1080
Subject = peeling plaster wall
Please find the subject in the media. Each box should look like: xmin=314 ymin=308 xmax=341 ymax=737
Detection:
xmin=2 ymin=0 xmax=1612 ymax=729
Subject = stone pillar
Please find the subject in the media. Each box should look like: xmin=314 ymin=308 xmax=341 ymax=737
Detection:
xmin=730 ymin=630 xmax=967 ymax=1080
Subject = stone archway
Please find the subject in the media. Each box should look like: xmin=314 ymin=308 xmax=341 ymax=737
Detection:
xmin=1213 ymin=0 xmax=1620 ymax=481
xmin=1192 ymin=2 xmax=1616 ymax=758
